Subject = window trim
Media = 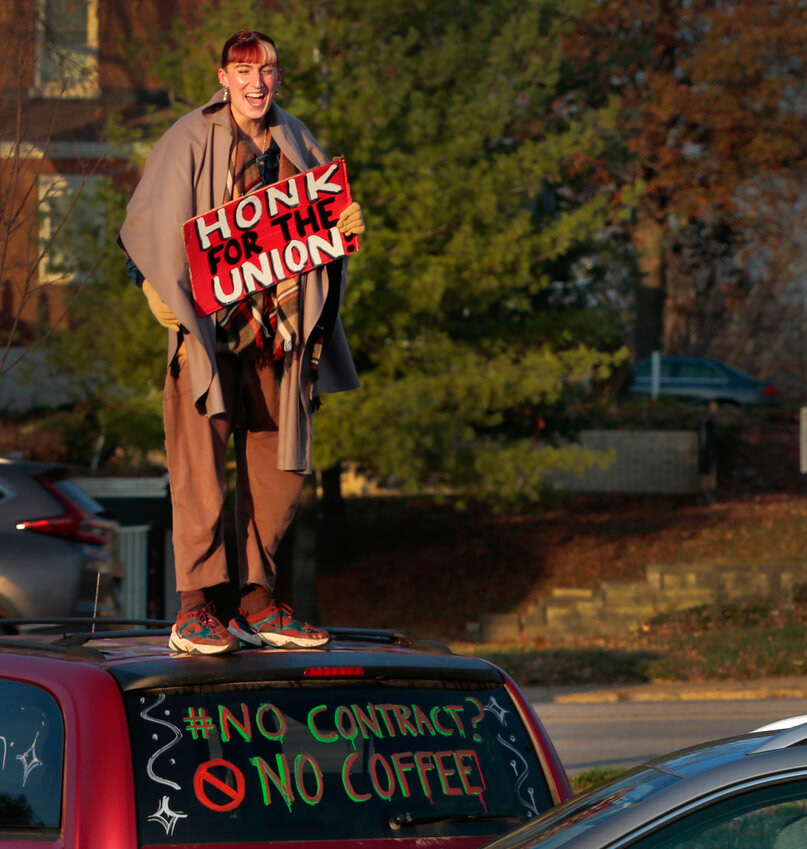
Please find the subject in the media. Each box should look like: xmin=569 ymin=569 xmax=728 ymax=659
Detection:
xmin=33 ymin=0 xmax=99 ymax=100
xmin=37 ymin=173 xmax=100 ymax=285
xmin=610 ymin=770 xmax=807 ymax=849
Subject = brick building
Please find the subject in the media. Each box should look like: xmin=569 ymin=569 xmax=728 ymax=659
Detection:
xmin=0 ymin=0 xmax=194 ymax=343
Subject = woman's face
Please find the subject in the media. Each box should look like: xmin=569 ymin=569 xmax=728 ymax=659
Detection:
xmin=218 ymin=42 xmax=280 ymax=131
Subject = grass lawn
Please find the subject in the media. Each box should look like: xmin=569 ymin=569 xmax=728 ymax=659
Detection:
xmin=316 ymin=493 xmax=807 ymax=684
xmin=455 ymin=602 xmax=807 ymax=686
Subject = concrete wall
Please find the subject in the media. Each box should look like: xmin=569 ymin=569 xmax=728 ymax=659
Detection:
xmin=551 ymin=429 xmax=700 ymax=495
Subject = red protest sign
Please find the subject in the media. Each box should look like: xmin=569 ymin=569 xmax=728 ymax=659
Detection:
xmin=182 ymin=158 xmax=358 ymax=317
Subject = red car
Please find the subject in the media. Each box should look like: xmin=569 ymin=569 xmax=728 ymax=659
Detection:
xmin=0 ymin=623 xmax=571 ymax=849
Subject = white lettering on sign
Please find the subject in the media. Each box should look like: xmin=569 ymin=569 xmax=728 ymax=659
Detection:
xmin=234 ymin=196 xmax=263 ymax=230
xmin=305 ymin=163 xmax=341 ymax=202
xmin=265 ymin=180 xmax=300 ymax=217
xmin=196 ymin=207 xmax=232 ymax=251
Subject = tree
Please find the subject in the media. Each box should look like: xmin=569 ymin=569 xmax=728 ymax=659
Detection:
xmin=38 ymin=177 xmax=167 ymax=467
xmin=104 ymin=0 xmax=631 ymax=507
xmin=0 ymin=3 xmax=95 ymax=365
xmin=565 ymin=0 xmax=807 ymax=359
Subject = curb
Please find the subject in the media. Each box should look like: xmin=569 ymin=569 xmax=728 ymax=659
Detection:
xmin=525 ymin=677 xmax=807 ymax=704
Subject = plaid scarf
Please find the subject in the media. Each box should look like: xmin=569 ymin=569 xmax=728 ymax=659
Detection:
xmin=216 ymin=120 xmax=301 ymax=374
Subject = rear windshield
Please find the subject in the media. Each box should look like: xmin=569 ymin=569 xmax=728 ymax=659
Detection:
xmin=124 ymin=680 xmax=552 ymax=845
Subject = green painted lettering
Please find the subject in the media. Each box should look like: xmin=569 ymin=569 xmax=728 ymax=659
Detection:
xmin=218 ymin=703 xmax=252 ymax=742
xmin=256 ymin=703 xmax=287 ymax=742
xmin=444 ymin=705 xmax=466 ymax=737
xmin=414 ymin=751 xmax=436 ymax=802
xmin=391 ymin=751 xmax=415 ymax=797
xmin=307 ymin=705 xmax=339 ymax=743
xmin=455 ymin=749 xmax=486 ymax=801
xmin=411 ymin=704 xmax=436 ymax=736
xmin=294 ymin=754 xmax=324 ymax=805
xmin=434 ymin=751 xmax=463 ymax=796
xmin=335 ymin=705 xmax=359 ymax=749
xmin=353 ymin=703 xmax=384 ymax=739
xmin=341 ymin=752 xmax=371 ymax=802
xmin=392 ymin=705 xmax=418 ymax=736
xmin=369 ymin=753 xmax=396 ymax=801
xmin=375 ymin=705 xmax=398 ymax=736
xmin=430 ymin=706 xmax=454 ymax=736
xmin=249 ymin=754 xmax=295 ymax=811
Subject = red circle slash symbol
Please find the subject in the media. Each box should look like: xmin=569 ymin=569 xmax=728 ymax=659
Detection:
xmin=194 ymin=759 xmax=246 ymax=812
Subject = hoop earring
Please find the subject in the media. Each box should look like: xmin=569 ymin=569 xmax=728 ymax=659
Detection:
xmin=222 ymin=85 xmax=230 ymax=103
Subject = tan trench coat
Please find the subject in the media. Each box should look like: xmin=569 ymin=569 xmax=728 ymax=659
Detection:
xmin=120 ymin=91 xmax=359 ymax=473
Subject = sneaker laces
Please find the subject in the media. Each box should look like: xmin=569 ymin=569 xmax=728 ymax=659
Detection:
xmin=272 ymin=602 xmax=316 ymax=631
xmin=196 ymin=603 xmax=221 ymax=628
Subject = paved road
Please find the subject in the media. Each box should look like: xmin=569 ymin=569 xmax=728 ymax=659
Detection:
xmin=534 ymin=697 xmax=807 ymax=774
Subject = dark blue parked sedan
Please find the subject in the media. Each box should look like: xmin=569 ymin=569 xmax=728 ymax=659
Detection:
xmin=628 ymin=355 xmax=778 ymax=406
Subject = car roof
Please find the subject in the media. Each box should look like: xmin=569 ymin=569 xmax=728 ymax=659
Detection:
xmin=0 ymin=456 xmax=65 ymax=474
xmin=632 ymin=355 xmax=754 ymax=376
xmin=0 ymin=621 xmax=505 ymax=691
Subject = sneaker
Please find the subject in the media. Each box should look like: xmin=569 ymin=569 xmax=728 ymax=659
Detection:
xmin=228 ymin=602 xmax=330 ymax=648
xmin=169 ymin=604 xmax=240 ymax=655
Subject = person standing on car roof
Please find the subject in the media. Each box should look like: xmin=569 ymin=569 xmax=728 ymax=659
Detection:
xmin=119 ymin=30 xmax=363 ymax=655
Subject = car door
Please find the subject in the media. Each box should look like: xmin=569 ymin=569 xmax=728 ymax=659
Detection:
xmin=668 ymin=361 xmax=726 ymax=403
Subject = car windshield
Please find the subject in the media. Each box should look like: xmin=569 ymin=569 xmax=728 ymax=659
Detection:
xmin=124 ymin=680 xmax=553 ymax=845
xmin=493 ymin=764 xmax=681 ymax=849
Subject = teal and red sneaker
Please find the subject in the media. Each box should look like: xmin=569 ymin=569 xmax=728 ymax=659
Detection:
xmin=228 ymin=602 xmax=330 ymax=648
xmin=169 ymin=604 xmax=240 ymax=655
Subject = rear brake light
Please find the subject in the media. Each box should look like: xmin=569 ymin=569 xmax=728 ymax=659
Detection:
xmin=762 ymin=383 xmax=778 ymax=397
xmin=16 ymin=476 xmax=110 ymax=545
xmin=303 ymin=666 xmax=366 ymax=678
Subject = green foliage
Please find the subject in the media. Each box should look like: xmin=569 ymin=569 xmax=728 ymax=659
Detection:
xmin=38 ymin=177 xmax=166 ymax=465
xmin=281 ymin=0 xmax=628 ymax=505
xmin=570 ymin=767 xmax=625 ymax=794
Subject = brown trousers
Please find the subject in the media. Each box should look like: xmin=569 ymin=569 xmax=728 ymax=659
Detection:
xmin=164 ymin=352 xmax=304 ymax=593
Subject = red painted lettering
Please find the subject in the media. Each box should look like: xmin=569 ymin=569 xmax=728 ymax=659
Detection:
xmin=369 ymin=753 xmax=396 ymax=800
xmin=249 ymin=754 xmax=295 ymax=811
xmin=391 ymin=751 xmax=416 ymax=798
xmin=353 ymin=703 xmax=384 ymax=739
xmin=434 ymin=751 xmax=463 ymax=796
xmin=392 ymin=704 xmax=419 ymax=736
xmin=411 ymin=704 xmax=436 ymax=736
xmin=341 ymin=752 xmax=371 ymax=802
xmin=294 ymin=754 xmax=324 ymax=805
xmin=430 ymin=706 xmax=454 ymax=736
xmin=414 ymin=751 xmax=436 ymax=802
xmin=444 ymin=705 xmax=466 ymax=737
xmin=256 ymin=703 xmax=287 ymax=741
xmin=375 ymin=705 xmax=398 ymax=736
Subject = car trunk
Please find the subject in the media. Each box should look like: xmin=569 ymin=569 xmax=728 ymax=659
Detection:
xmin=112 ymin=650 xmax=556 ymax=848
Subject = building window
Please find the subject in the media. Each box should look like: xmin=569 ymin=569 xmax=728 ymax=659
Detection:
xmin=35 ymin=0 xmax=99 ymax=99
xmin=38 ymin=173 xmax=101 ymax=284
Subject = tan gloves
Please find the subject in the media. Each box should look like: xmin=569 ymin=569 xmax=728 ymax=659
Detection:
xmin=337 ymin=201 xmax=365 ymax=236
xmin=142 ymin=280 xmax=187 ymax=367
xmin=142 ymin=280 xmax=180 ymax=330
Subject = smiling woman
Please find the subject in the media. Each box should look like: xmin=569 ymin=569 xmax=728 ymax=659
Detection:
xmin=217 ymin=31 xmax=282 ymax=150
xmin=119 ymin=29 xmax=365 ymax=654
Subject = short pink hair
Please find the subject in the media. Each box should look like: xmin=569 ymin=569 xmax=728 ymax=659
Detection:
xmin=220 ymin=31 xmax=278 ymax=68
